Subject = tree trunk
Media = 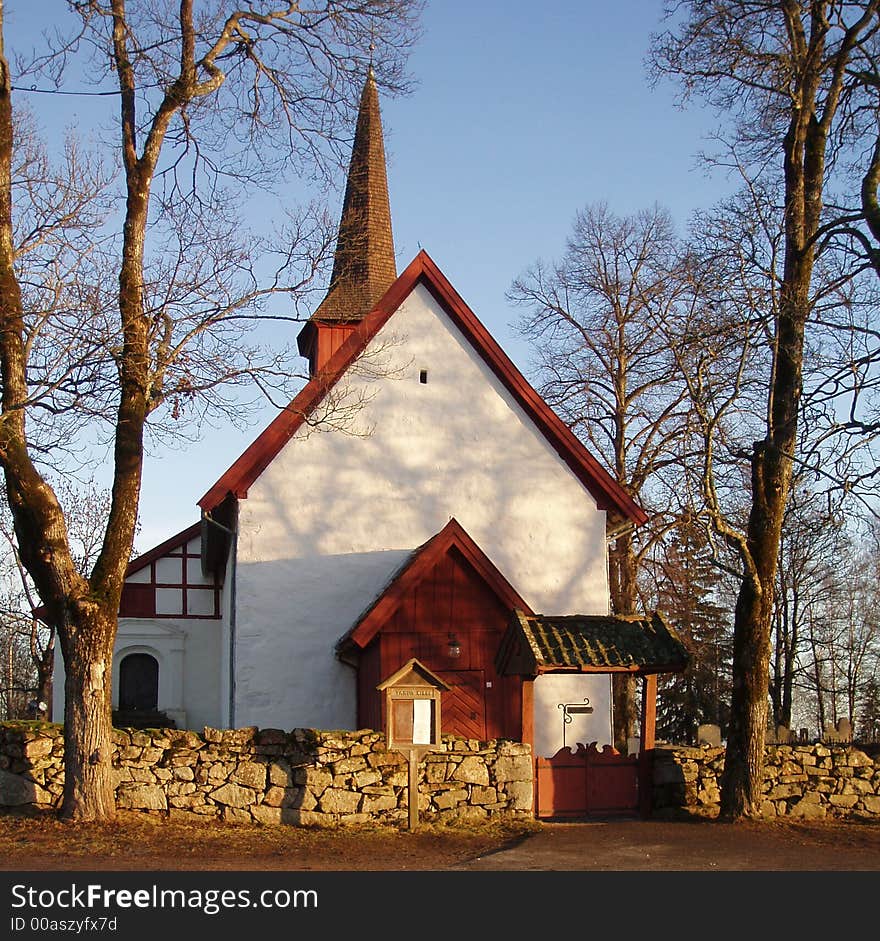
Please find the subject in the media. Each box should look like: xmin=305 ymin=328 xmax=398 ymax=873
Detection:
xmin=58 ymin=608 xmax=117 ymax=821
xmin=720 ymin=571 xmax=775 ymax=817
xmin=609 ymin=529 xmax=638 ymax=752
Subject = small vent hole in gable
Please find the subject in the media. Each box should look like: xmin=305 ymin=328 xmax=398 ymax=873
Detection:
xmin=419 ymin=369 xmax=428 ymax=384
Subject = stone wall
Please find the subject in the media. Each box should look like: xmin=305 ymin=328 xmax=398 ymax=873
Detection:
xmin=653 ymin=743 xmax=880 ymax=820
xmin=0 ymin=722 xmax=533 ymax=826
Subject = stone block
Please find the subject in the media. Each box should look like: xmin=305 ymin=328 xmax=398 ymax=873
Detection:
xmin=425 ymin=761 xmax=450 ymax=783
xmin=329 ymin=756 xmax=368 ymax=775
xmin=829 ymin=794 xmax=859 ymax=808
xmin=22 ymin=737 xmax=54 ymax=760
xmin=361 ymin=793 xmax=398 ymax=814
xmin=285 ymin=788 xmax=317 ymax=811
xmin=169 ymin=808 xmax=216 ymax=824
xmin=268 ymin=761 xmax=293 ymax=787
xmin=504 ymin=780 xmax=533 ymax=811
xmin=286 ymin=809 xmax=335 ymax=828
xmin=117 ymin=784 xmax=167 ymax=811
xmin=432 ymin=788 xmax=469 ymax=810
xmin=789 ymin=795 xmax=827 ymax=819
xmin=452 ymin=756 xmax=490 ymax=786
xmin=318 ymin=787 xmax=361 ymax=815
xmin=262 ymin=786 xmax=286 ymax=807
xmin=493 ymin=755 xmax=532 ymax=783
xmin=222 ymin=806 xmax=253 ymax=824
xmin=352 ymin=770 xmax=381 ymax=788
xmin=233 ymin=761 xmax=266 ymax=789
xmin=210 ymin=782 xmax=257 ymax=808
xmin=251 ymin=804 xmax=283 ymax=826
xmin=294 ymin=767 xmax=332 ymax=792
xmin=769 ymin=783 xmax=803 ymax=800
xmin=471 ymin=785 xmax=498 ymax=805
xmin=0 ymin=768 xmax=51 ymax=805
xmin=367 ymin=751 xmax=405 ymax=769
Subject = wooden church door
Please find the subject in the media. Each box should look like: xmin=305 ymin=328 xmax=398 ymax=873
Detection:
xmin=439 ymin=670 xmax=486 ymax=740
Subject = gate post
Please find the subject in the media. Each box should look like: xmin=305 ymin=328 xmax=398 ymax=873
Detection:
xmin=638 ymin=673 xmax=657 ymax=818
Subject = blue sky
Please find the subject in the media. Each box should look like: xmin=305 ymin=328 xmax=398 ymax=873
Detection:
xmin=7 ymin=2 xmax=734 ymax=552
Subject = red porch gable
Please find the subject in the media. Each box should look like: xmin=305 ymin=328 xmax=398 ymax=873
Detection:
xmin=336 ymin=518 xmax=534 ymax=742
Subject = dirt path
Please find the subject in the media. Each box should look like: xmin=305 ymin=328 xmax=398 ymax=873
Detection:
xmin=1 ymin=812 xmax=878 ymax=871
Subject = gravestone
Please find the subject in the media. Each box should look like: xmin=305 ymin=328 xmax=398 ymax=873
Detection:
xmin=836 ymin=718 xmax=853 ymax=743
xmin=697 ymin=724 xmax=721 ymax=747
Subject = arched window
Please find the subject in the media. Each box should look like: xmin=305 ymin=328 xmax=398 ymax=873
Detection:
xmin=119 ymin=653 xmax=159 ymax=712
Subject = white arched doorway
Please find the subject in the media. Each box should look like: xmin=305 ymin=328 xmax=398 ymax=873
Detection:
xmin=118 ymin=652 xmax=159 ymax=712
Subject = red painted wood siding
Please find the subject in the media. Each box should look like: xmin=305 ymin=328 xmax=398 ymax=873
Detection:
xmin=119 ymin=539 xmax=221 ymax=620
xmin=313 ymin=323 xmax=355 ymax=374
xmin=370 ymin=546 xmax=522 ymax=741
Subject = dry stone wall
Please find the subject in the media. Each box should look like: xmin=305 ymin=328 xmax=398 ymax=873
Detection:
xmin=0 ymin=722 xmax=533 ymax=826
xmin=653 ymin=743 xmax=880 ymax=820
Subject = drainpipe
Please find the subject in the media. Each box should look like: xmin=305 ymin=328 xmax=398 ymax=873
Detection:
xmin=202 ymin=509 xmax=238 ymax=728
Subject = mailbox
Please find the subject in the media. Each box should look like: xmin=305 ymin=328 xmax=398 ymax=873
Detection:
xmin=377 ymin=659 xmax=450 ymax=828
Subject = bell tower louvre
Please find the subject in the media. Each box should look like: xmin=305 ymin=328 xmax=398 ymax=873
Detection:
xmin=297 ymin=68 xmax=397 ymax=376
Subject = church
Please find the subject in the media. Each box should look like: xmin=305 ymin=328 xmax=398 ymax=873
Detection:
xmin=52 ymin=71 xmax=686 ymax=763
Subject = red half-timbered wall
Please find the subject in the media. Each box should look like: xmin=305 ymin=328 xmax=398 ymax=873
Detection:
xmin=119 ymin=524 xmax=221 ymax=620
xmin=356 ymin=544 xmax=523 ymax=741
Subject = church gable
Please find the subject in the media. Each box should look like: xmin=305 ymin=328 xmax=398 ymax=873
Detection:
xmin=199 ymin=250 xmax=645 ymax=531
xmin=120 ymin=523 xmax=221 ymax=620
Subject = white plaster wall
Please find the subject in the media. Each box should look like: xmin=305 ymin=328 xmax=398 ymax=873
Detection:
xmin=533 ymin=674 xmax=613 ymax=758
xmin=112 ymin=617 xmax=223 ymax=731
xmin=52 ymin=616 xmax=224 ymax=731
xmin=234 ymin=283 xmax=611 ymax=731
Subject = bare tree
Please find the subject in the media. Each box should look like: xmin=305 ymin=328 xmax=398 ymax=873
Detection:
xmin=0 ymin=1 xmax=421 ymax=821
xmin=0 ymin=477 xmax=120 ymax=719
xmin=509 ymin=203 xmax=693 ymax=750
xmin=651 ymin=0 xmax=880 ymax=819
xmin=771 ymin=481 xmax=847 ymax=732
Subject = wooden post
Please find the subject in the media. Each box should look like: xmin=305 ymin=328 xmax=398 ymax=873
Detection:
xmin=520 ymin=678 xmax=535 ymax=816
xmin=407 ymin=750 xmax=419 ymax=830
xmin=638 ymin=673 xmax=657 ymax=818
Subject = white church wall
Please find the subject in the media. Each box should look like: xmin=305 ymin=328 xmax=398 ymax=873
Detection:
xmin=532 ymin=673 xmax=613 ymax=758
xmin=111 ymin=617 xmax=223 ymax=731
xmin=235 ymin=282 xmax=611 ymax=731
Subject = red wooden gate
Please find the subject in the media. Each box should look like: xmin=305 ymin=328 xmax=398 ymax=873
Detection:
xmin=535 ymin=743 xmax=639 ymax=818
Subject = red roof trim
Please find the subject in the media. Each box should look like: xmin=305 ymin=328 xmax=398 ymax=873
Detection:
xmin=126 ymin=522 xmax=202 ymax=577
xmin=199 ymin=250 xmax=646 ymax=525
xmin=339 ymin=517 xmax=533 ymax=652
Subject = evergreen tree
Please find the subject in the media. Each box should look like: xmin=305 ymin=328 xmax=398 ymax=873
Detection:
xmin=655 ymin=522 xmax=733 ymax=744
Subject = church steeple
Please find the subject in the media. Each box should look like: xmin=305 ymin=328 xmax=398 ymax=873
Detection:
xmin=298 ymin=69 xmax=397 ymax=375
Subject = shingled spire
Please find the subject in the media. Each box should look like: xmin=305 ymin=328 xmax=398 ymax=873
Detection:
xmin=298 ymin=69 xmax=397 ymax=375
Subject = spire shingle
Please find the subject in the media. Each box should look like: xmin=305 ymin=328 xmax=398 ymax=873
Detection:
xmin=312 ymin=70 xmax=397 ymax=322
